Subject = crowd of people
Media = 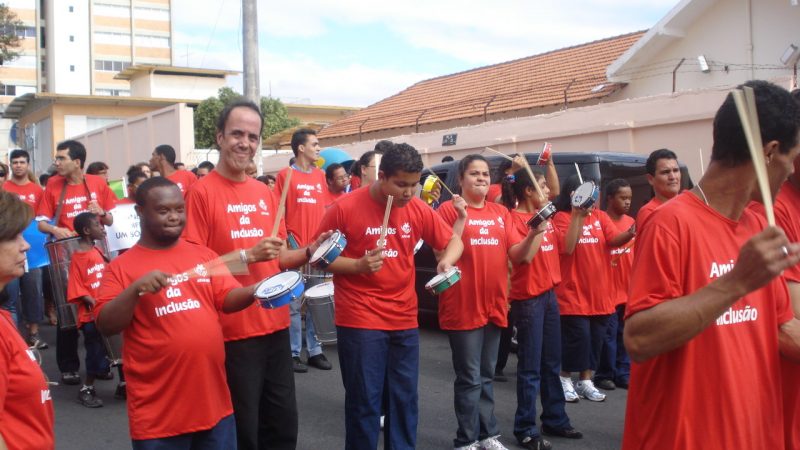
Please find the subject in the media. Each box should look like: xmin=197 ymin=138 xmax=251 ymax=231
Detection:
xmin=0 ymin=79 xmax=799 ymax=450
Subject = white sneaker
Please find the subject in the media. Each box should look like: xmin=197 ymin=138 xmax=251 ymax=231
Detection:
xmin=478 ymin=435 xmax=509 ymax=450
xmin=575 ymin=379 xmax=606 ymax=402
xmin=454 ymin=442 xmax=480 ymax=450
xmin=560 ymin=376 xmax=579 ymax=403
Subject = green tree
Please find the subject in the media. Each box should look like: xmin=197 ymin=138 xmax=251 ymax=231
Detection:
xmin=0 ymin=3 xmax=24 ymax=65
xmin=193 ymin=87 xmax=300 ymax=148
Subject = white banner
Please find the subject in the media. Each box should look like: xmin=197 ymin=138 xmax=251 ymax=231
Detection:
xmin=105 ymin=203 xmax=141 ymax=252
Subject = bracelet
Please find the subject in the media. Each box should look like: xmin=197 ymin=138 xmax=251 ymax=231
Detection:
xmin=239 ymin=249 xmax=249 ymax=264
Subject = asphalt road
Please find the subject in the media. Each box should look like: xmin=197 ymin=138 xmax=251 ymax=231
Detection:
xmin=38 ymin=322 xmax=626 ymax=449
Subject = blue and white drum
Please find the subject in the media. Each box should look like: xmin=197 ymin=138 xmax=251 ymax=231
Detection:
xmin=255 ymin=271 xmax=305 ymax=309
xmin=310 ymin=230 xmax=347 ymax=269
xmin=571 ymin=181 xmax=600 ymax=209
xmin=304 ymin=281 xmax=336 ymax=344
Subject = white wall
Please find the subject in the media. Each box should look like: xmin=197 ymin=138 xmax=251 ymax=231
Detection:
xmin=46 ymin=0 xmax=91 ymax=95
xmin=149 ymin=74 xmax=226 ymax=100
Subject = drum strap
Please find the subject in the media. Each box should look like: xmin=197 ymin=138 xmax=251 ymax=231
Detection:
xmin=49 ymin=179 xmax=69 ymax=241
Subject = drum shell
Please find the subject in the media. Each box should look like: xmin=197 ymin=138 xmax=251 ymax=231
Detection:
xmin=304 ymin=283 xmax=336 ymax=344
xmin=44 ymin=237 xmax=110 ymax=330
xmin=527 ymin=202 xmax=557 ymax=229
xmin=103 ymin=334 xmax=124 ymax=367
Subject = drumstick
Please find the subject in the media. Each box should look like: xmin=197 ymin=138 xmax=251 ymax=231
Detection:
xmin=184 ymin=250 xmax=250 ymax=279
xmin=379 ymin=195 xmax=394 ymax=247
xmin=422 ymin=168 xmax=456 ymax=197
xmin=610 ymin=238 xmax=636 ymax=266
xmin=732 ymin=88 xmax=775 ymax=226
xmin=483 ymin=146 xmax=514 ymax=161
xmin=519 ymin=156 xmax=546 ymax=200
xmin=271 ymin=169 xmax=293 ymax=237
xmin=574 ymin=163 xmax=584 ymax=184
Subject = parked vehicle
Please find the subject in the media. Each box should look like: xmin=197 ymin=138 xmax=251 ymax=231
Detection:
xmin=415 ymin=151 xmax=693 ymax=322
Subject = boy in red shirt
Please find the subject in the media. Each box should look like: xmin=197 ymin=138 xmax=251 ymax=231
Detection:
xmin=148 ymin=144 xmax=196 ymax=196
xmin=66 ymin=212 xmax=111 ymax=408
xmin=623 ymin=80 xmax=800 ymax=449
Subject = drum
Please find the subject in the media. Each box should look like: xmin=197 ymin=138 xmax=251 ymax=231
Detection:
xmin=527 ymin=202 xmax=557 ymax=229
xmin=45 ymin=237 xmax=110 ymax=330
xmin=304 ymin=281 xmax=336 ymax=344
xmin=310 ymin=230 xmax=347 ymax=269
xmin=103 ymin=334 xmax=123 ymax=367
xmin=421 ymin=175 xmax=439 ymax=204
xmin=255 ymin=271 xmax=305 ymax=309
xmin=22 ymin=220 xmax=49 ymax=269
xmin=425 ymin=267 xmax=462 ymax=296
xmin=571 ymin=181 xmax=599 ymax=209
xmin=537 ymin=142 xmax=552 ymax=166
xmin=301 ymin=261 xmax=333 ymax=290
xmin=413 ymin=239 xmax=424 ymax=255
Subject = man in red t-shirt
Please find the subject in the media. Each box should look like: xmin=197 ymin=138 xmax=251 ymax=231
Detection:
xmin=636 ymin=148 xmax=681 ymax=231
xmin=324 ymin=162 xmax=349 ymax=207
xmin=183 ymin=101 xmax=330 ymax=450
xmin=35 ymin=140 xmax=116 ymax=387
xmin=149 ymin=144 xmax=196 ymax=196
xmin=594 ymin=179 xmax=635 ymax=391
xmin=276 ymin=129 xmax=332 ymax=371
xmin=623 ymin=80 xmax=800 ymax=450
xmin=316 ymin=142 xmax=463 ymax=449
xmin=96 ymin=177 xmax=264 ymax=447
xmin=3 ymin=149 xmax=48 ymax=349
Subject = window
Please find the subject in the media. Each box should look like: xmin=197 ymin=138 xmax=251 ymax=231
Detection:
xmin=134 ymin=34 xmax=170 ymax=49
xmin=1 ymin=55 xmax=36 ymax=68
xmin=69 ymin=65 xmax=75 ymax=72
xmin=95 ymin=88 xmax=130 ymax=97
xmin=0 ymin=25 xmax=36 ymax=38
xmin=94 ymin=59 xmax=131 ymax=72
xmin=133 ymin=6 xmax=169 ymax=21
xmin=69 ymin=6 xmax=73 ymax=12
xmin=69 ymin=35 xmax=74 ymax=42
xmin=0 ymin=84 xmax=16 ymax=96
xmin=93 ymin=31 xmax=131 ymax=46
xmin=94 ymin=3 xmax=130 ymax=18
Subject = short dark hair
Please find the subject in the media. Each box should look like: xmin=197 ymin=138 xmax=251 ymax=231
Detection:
xmin=325 ymin=163 xmax=344 ymax=181
xmin=39 ymin=173 xmax=50 ymax=186
xmin=86 ymin=161 xmax=109 ymax=175
xmin=73 ymin=212 xmax=98 ymax=238
xmin=154 ymin=144 xmax=177 ymax=165
xmin=645 ymin=149 xmax=678 ymax=176
xmin=127 ymin=169 xmax=147 ymax=185
xmin=9 ymin=149 xmax=29 ymax=162
xmin=0 ymin=191 xmax=32 ymax=242
xmin=265 ymin=174 xmax=276 ymax=183
xmin=198 ymin=161 xmax=215 ymax=170
xmin=135 ymin=177 xmax=179 ymax=207
xmin=216 ymin=99 xmax=264 ymax=135
xmin=175 ymin=162 xmax=185 ymax=169
xmin=373 ymin=140 xmax=393 ymax=154
xmin=290 ymin=128 xmax=317 ymax=157
xmin=56 ymin=140 xmax=87 ymax=169
xmin=380 ymin=143 xmax=423 ymax=178
xmin=441 ymin=155 xmax=454 ymax=163
xmin=712 ymin=80 xmax=800 ymax=166
xmin=605 ymin=178 xmax=631 ymax=198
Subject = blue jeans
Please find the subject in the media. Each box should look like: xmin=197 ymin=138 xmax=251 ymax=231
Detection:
xmin=289 ymin=296 xmax=321 ymax=358
xmin=511 ymin=290 xmax=571 ymax=440
xmin=337 ymin=326 xmax=419 ymax=450
xmin=80 ymin=322 xmax=110 ymax=376
xmin=0 ymin=284 xmax=20 ymax=328
xmin=5 ymin=268 xmax=44 ymax=327
xmin=448 ymin=324 xmax=502 ymax=447
xmin=132 ymin=414 xmax=237 ymax=450
xmin=595 ymin=304 xmax=631 ymax=384
xmin=561 ymin=315 xmax=610 ymax=373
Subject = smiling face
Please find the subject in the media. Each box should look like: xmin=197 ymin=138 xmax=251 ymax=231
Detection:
xmin=216 ymin=106 xmax=262 ymax=175
xmin=648 ymin=158 xmax=681 ymax=199
xmin=138 ymin=185 xmax=186 ymax=245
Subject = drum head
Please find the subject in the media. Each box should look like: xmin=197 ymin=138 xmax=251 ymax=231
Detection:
xmin=311 ymin=231 xmax=341 ymax=262
xmin=571 ymin=182 xmax=596 ymax=207
xmin=425 ymin=272 xmax=447 ymax=288
xmin=305 ymin=281 xmax=334 ymax=298
xmin=256 ymin=271 xmax=302 ymax=299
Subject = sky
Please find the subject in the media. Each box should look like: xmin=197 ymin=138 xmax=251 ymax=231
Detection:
xmin=171 ymin=0 xmax=678 ymax=108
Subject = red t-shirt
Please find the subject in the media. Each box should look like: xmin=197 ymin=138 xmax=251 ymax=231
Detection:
xmin=487 ymin=183 xmax=503 ymax=203
xmin=66 ymin=246 xmax=107 ymax=326
xmin=609 ymin=214 xmax=635 ymax=306
xmin=36 ymin=174 xmax=117 ymax=231
xmin=552 ymin=209 xmax=619 ymax=315
xmin=275 ymin=166 xmax=328 ymax=246
xmin=316 ymin=188 xmax=453 ymax=330
xmin=325 ymin=190 xmax=346 ymax=208
xmin=350 ymin=175 xmax=362 ymax=190
xmin=96 ymin=240 xmax=239 ymax=440
xmin=3 ymin=181 xmax=43 ymax=210
xmin=635 ymin=197 xmax=663 ymax=233
xmin=183 ymin=170 xmax=289 ymax=341
xmin=0 ymin=311 xmax=54 ymax=450
xmin=622 ymin=192 xmax=792 ymax=450
xmin=437 ymin=200 xmax=518 ymax=330
xmin=166 ymin=170 xmax=197 ymax=197
xmin=509 ymin=210 xmax=561 ymax=300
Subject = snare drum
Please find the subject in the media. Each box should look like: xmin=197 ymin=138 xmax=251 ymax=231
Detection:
xmin=421 ymin=175 xmax=439 ymax=204
xmin=304 ymin=282 xmax=336 ymax=344
xmin=255 ymin=271 xmax=305 ymax=309
xmin=310 ymin=230 xmax=347 ymax=269
xmin=537 ymin=142 xmax=552 ymax=166
xmin=425 ymin=267 xmax=462 ymax=296
xmin=527 ymin=202 xmax=557 ymax=229
xmin=102 ymin=334 xmax=124 ymax=367
xmin=571 ymin=181 xmax=599 ymax=209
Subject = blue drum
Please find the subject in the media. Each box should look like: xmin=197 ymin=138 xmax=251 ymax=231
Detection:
xmin=22 ymin=220 xmax=49 ymax=269
xmin=310 ymin=230 xmax=347 ymax=269
xmin=255 ymin=271 xmax=305 ymax=309
xmin=571 ymin=181 xmax=600 ymax=209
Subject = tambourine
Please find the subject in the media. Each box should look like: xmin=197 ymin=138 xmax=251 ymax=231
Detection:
xmin=425 ymin=267 xmax=461 ymax=296
xmin=527 ymin=202 xmax=557 ymax=229
xmin=537 ymin=142 xmax=552 ymax=166
xmin=255 ymin=271 xmax=305 ymax=309
xmin=571 ymin=181 xmax=599 ymax=209
xmin=310 ymin=230 xmax=347 ymax=269
xmin=421 ymin=175 xmax=439 ymax=204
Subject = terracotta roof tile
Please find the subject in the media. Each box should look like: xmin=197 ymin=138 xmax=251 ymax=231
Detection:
xmin=318 ymin=31 xmax=645 ymax=140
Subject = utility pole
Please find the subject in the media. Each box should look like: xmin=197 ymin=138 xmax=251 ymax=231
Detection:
xmin=242 ymin=0 xmax=262 ymax=173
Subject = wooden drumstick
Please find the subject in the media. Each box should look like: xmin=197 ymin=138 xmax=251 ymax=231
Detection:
xmin=379 ymin=195 xmax=394 ymax=247
xmin=519 ymin=157 xmax=545 ymax=200
xmin=184 ymin=250 xmax=250 ymax=279
xmin=271 ymin=169 xmax=293 ymax=237
xmin=574 ymin=163 xmax=584 ymax=185
xmin=422 ymin=168 xmax=456 ymax=197
xmin=732 ymin=87 xmax=775 ymax=226
xmin=483 ymin=146 xmax=514 ymax=161
xmin=610 ymin=238 xmax=636 ymax=266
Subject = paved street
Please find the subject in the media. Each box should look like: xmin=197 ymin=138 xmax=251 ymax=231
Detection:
xmin=39 ymin=322 xmax=626 ymax=449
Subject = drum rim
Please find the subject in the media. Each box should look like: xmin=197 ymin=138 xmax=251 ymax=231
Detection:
xmin=310 ymin=230 xmax=344 ymax=263
xmin=305 ymin=281 xmax=334 ymax=297
xmin=255 ymin=271 xmax=304 ymax=300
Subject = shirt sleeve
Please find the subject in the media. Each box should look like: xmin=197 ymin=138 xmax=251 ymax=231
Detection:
xmin=420 ymin=202 xmax=454 ymax=251
xmin=599 ymin=210 xmax=622 ymax=243
xmin=35 ymin=186 xmax=55 ymax=221
xmin=775 ymin=277 xmax=794 ymax=325
xmin=503 ymin=209 xmax=522 ymax=248
xmin=66 ymin=257 xmax=90 ymax=303
xmin=274 ymin=168 xmax=287 ymax=200
xmin=775 ymin=202 xmax=800 ymax=282
xmin=551 ymin=212 xmax=571 ymax=255
xmin=0 ymin=336 xmax=10 ymax=416
xmin=436 ymin=201 xmax=457 ymax=226
xmin=183 ymin=186 xmax=211 ymax=245
xmin=625 ymin=221 xmax=683 ymax=319
xmin=209 ymin=262 xmax=243 ymax=311
xmin=95 ymin=262 xmax=125 ymax=317
xmin=99 ymin=183 xmax=117 ymax=212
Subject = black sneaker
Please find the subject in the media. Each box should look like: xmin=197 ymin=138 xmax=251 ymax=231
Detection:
xmin=493 ymin=369 xmax=508 ymax=382
xmin=293 ymin=356 xmax=308 ymax=373
xmin=61 ymin=372 xmax=81 ymax=385
xmin=114 ymin=383 xmax=127 ymax=400
xmin=77 ymin=387 xmax=103 ymax=408
xmin=95 ymin=371 xmax=115 ymax=381
xmin=594 ymin=379 xmax=616 ymax=390
xmin=518 ymin=436 xmax=552 ymax=450
xmin=542 ymin=424 xmax=583 ymax=439
xmin=27 ymin=334 xmax=48 ymax=350
xmin=307 ymin=354 xmax=332 ymax=370
xmin=615 ymin=378 xmax=630 ymax=389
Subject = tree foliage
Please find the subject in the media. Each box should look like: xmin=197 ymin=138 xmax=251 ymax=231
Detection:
xmin=0 ymin=3 xmax=24 ymax=65
xmin=193 ymin=87 xmax=300 ymax=148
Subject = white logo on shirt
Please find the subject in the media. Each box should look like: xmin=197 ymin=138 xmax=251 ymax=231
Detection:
xmin=41 ymin=389 xmax=51 ymax=404
xmin=401 ymin=222 xmax=412 ymax=235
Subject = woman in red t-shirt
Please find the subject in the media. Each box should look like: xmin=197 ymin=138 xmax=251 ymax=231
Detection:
xmin=436 ymin=155 xmax=542 ymax=449
xmin=551 ymin=175 xmax=635 ymax=404
xmin=0 ymin=191 xmax=55 ymax=450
